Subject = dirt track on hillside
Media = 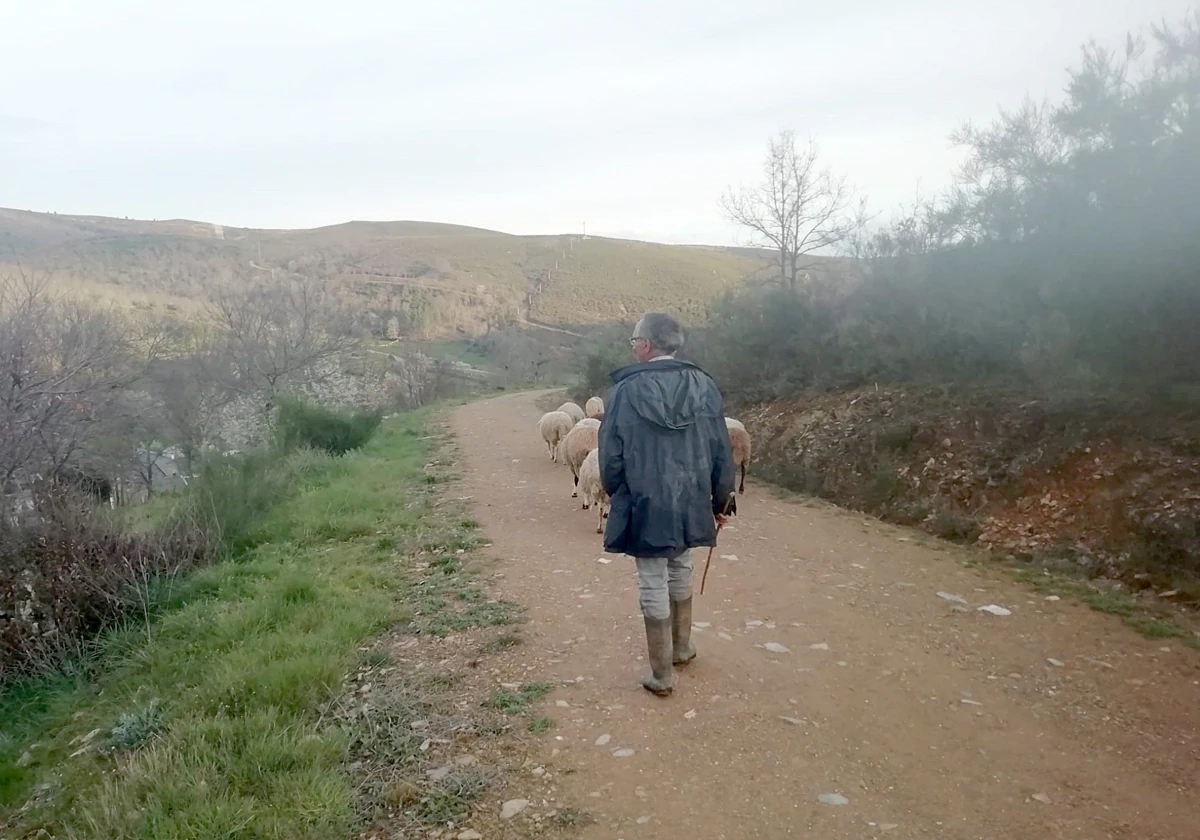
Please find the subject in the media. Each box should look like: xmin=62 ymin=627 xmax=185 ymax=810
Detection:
xmin=452 ymin=391 xmax=1199 ymax=840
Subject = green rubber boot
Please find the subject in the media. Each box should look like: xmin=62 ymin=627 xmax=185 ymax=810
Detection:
xmin=640 ymin=617 xmax=675 ymax=696
xmin=671 ymin=597 xmax=697 ymax=666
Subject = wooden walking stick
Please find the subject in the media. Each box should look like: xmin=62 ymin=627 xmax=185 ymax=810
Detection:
xmin=700 ymin=494 xmax=735 ymax=595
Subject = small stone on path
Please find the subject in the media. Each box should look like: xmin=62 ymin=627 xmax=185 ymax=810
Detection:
xmin=818 ymin=793 xmax=849 ymax=806
xmin=458 ymin=831 xmax=483 ymax=840
xmin=1047 ymin=658 xmax=1065 ymax=667
xmin=720 ymin=554 xmax=739 ymax=562
xmin=693 ymin=621 xmax=711 ymax=629
xmin=595 ymin=734 xmax=611 ymax=746
xmin=937 ymin=591 xmax=968 ymax=605
xmin=1044 ymin=595 xmax=1060 ymax=601
xmin=500 ymin=799 xmax=530 ymax=820
xmin=718 ymin=632 xmax=734 ymax=641
xmin=612 ymin=748 xmax=635 ymax=758
xmin=764 ymin=642 xmax=791 ymax=654
xmin=960 ymin=698 xmax=983 ymax=706
xmin=684 ymin=709 xmax=697 ymax=720
xmin=810 ymin=642 xmax=830 ymax=650
xmin=636 ymin=816 xmax=651 ymax=824
xmin=779 ymin=716 xmax=807 ymax=726
xmin=978 ymin=604 xmax=1012 ymax=616
xmin=596 ymin=557 xmax=612 ymax=564
xmin=1031 ymin=792 xmax=1052 ymax=804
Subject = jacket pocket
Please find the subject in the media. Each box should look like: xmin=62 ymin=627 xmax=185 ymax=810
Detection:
xmin=603 ymin=490 xmax=633 ymax=553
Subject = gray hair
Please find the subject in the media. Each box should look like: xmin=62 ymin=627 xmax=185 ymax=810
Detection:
xmin=633 ymin=312 xmax=684 ymax=355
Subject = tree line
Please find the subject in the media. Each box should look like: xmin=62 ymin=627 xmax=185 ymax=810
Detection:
xmin=0 ymin=271 xmax=362 ymax=510
xmin=700 ymin=13 xmax=1200 ymax=405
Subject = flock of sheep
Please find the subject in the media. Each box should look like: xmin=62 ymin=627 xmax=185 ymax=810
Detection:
xmin=537 ymin=398 xmax=752 ymax=534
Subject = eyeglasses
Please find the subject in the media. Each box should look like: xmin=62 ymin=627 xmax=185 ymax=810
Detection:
xmin=629 ymin=337 xmax=646 ymax=346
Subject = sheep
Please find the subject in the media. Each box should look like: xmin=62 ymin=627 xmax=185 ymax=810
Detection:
xmin=585 ymin=396 xmax=605 ymax=418
xmin=537 ymin=411 xmax=574 ymax=462
xmin=725 ymin=417 xmax=752 ymax=493
xmin=561 ymin=421 xmax=600 ymax=497
xmin=557 ymin=401 xmax=585 ymax=424
xmin=577 ymin=447 xmax=610 ymax=533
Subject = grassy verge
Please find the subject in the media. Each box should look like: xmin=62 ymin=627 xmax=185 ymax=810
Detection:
xmin=0 ymin=408 xmax=537 ymax=838
xmin=1005 ymin=563 xmax=1200 ymax=648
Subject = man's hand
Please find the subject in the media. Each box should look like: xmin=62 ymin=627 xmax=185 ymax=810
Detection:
xmin=715 ymin=493 xmax=736 ymax=527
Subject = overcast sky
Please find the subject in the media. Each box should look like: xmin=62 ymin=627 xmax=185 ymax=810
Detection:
xmin=1 ymin=1 xmax=1192 ymax=244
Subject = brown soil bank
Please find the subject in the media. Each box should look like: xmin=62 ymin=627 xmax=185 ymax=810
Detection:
xmin=741 ymin=386 xmax=1200 ymax=605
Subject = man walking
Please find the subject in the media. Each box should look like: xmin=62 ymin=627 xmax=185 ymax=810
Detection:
xmin=598 ymin=312 xmax=737 ymax=696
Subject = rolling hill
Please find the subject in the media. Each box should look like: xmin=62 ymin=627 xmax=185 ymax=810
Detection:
xmin=0 ymin=208 xmax=782 ymax=338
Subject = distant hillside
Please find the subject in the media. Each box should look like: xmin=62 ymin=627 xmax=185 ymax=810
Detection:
xmin=0 ymin=208 xmax=793 ymax=338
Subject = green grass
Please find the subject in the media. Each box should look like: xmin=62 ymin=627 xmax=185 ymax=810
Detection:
xmin=1011 ymin=565 xmax=1199 ymax=648
xmin=555 ymin=807 xmax=595 ymax=828
xmin=0 ymin=408 xmax=476 ymax=838
xmin=422 ymin=340 xmax=492 ymax=371
xmin=486 ymin=683 xmax=552 ymax=714
xmin=528 ymin=716 xmax=553 ymax=735
xmin=410 ymin=770 xmax=492 ymax=825
xmin=479 ymin=633 xmax=524 ymax=654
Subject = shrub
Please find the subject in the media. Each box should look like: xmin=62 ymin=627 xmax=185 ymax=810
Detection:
xmin=0 ymin=491 xmax=208 ymax=678
xmin=105 ymin=698 xmax=166 ymax=752
xmin=171 ymin=451 xmax=295 ymax=558
xmin=570 ymin=330 xmax=632 ymax=405
xmin=275 ymin=395 xmax=382 ymax=456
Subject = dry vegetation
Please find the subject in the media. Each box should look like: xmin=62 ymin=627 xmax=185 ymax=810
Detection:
xmin=526 ymin=236 xmax=766 ymax=326
xmin=0 ymin=210 xmax=773 ymax=339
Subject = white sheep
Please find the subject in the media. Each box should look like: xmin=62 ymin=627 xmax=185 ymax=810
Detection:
xmin=577 ymin=447 xmax=610 ymax=533
xmin=725 ymin=417 xmax=752 ymax=493
xmin=537 ymin=411 xmax=574 ymax=462
xmin=585 ymin=396 xmax=605 ymax=418
xmin=561 ymin=421 xmax=600 ymax=496
xmin=557 ymin=401 xmax=585 ymax=424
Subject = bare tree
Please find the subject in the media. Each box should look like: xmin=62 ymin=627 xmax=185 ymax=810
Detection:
xmin=147 ymin=354 xmax=224 ymax=474
xmin=721 ymin=131 xmax=863 ymax=289
xmin=205 ymin=275 xmax=359 ymax=418
xmin=0 ymin=272 xmax=170 ymax=497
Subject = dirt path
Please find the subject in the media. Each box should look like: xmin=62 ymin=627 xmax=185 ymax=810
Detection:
xmin=452 ymin=391 xmax=1199 ymax=840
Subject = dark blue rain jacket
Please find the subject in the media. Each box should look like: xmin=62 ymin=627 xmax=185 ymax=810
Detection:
xmin=599 ymin=359 xmax=737 ymax=558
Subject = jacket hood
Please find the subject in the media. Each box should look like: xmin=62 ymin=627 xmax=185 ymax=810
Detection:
xmin=609 ymin=359 xmax=711 ymax=431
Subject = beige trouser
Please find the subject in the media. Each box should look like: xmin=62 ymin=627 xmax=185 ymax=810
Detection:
xmin=634 ymin=549 xmax=694 ymax=620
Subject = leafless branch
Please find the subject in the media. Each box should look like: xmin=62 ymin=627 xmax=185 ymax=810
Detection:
xmin=720 ymin=131 xmax=863 ymax=289
xmin=203 ymin=275 xmax=360 ymax=417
